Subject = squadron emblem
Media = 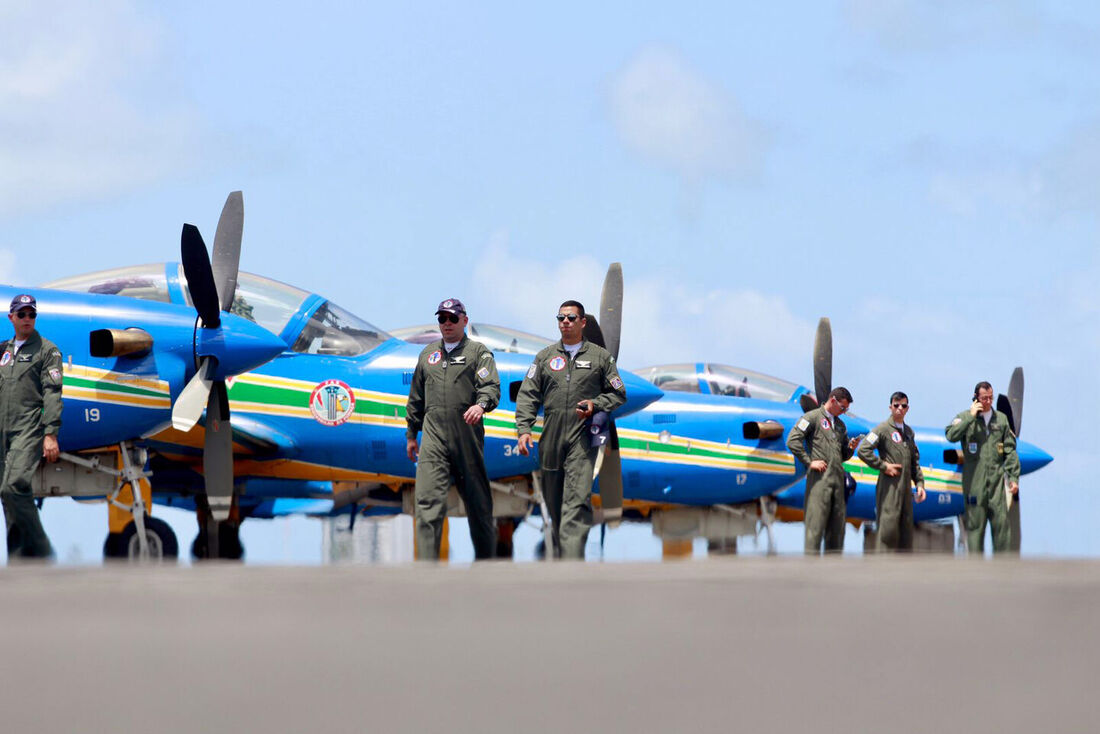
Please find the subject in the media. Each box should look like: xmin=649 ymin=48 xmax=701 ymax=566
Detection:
xmin=309 ymin=379 xmax=356 ymax=426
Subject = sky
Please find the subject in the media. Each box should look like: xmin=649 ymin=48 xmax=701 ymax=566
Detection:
xmin=2 ymin=1 xmax=1098 ymax=562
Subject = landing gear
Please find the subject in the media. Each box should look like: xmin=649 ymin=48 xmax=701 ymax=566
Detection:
xmin=190 ymin=499 xmax=245 ymax=560
xmin=495 ymin=519 xmax=516 ymax=559
xmin=104 ymin=516 xmax=179 ymax=560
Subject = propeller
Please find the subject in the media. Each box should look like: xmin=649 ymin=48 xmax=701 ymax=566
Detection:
xmin=583 ymin=264 xmax=625 ymax=533
xmin=799 ymin=317 xmax=832 ymax=413
xmin=172 ymin=191 xmax=245 ymax=521
xmin=996 ymin=367 xmax=1024 ymax=437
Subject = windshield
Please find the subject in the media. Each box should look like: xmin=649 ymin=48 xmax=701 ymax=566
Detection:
xmin=44 ymin=264 xmax=171 ymax=302
xmin=291 ymin=300 xmax=391 ymax=356
xmin=180 ymin=268 xmax=311 ymax=338
xmin=636 ymin=363 xmax=799 ymax=403
xmin=389 ymin=322 xmax=552 ymax=355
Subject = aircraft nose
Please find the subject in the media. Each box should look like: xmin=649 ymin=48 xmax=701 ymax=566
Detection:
xmin=197 ymin=313 xmax=288 ymax=379
xmin=1017 ymin=439 xmax=1053 ymax=475
xmin=615 ymin=370 xmax=664 ymax=417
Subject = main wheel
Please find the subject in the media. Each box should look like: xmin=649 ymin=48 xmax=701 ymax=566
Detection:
xmin=107 ymin=516 xmax=179 ymax=561
xmin=191 ymin=521 xmax=244 ymax=560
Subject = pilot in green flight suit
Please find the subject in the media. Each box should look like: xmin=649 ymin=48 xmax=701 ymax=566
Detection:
xmin=856 ymin=391 xmax=926 ymax=552
xmin=945 ymin=381 xmax=1019 ymax=554
xmin=0 ymin=294 xmax=62 ymax=560
xmin=405 ymin=298 xmax=500 ymax=560
xmin=515 ymin=300 xmax=626 ymax=559
xmin=786 ymin=387 xmax=858 ymax=554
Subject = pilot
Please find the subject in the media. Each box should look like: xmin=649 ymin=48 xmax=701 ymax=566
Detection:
xmin=0 ymin=294 xmax=62 ymax=560
xmin=515 ymin=300 xmax=627 ymax=559
xmin=786 ymin=387 xmax=860 ymax=554
xmin=405 ymin=298 xmax=500 ymax=560
xmin=945 ymin=381 xmax=1019 ymax=554
xmin=856 ymin=391 xmax=926 ymax=552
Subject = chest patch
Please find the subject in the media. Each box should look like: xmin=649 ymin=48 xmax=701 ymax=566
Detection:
xmin=820 ymin=418 xmax=831 ymax=430
xmin=549 ymin=356 xmax=566 ymax=372
xmin=891 ymin=431 xmax=902 ymax=443
xmin=968 ymin=442 xmax=978 ymax=454
xmin=17 ymin=353 xmax=31 ymax=362
xmin=0 ymin=351 xmax=9 ymax=367
xmin=427 ymin=351 xmax=442 ymax=365
xmin=450 ymin=356 xmax=466 ymax=365
xmin=576 ymin=360 xmax=591 ymax=369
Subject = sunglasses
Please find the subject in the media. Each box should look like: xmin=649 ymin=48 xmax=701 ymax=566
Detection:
xmin=556 ymin=314 xmax=580 ymax=322
xmin=13 ymin=311 xmax=36 ymax=320
xmin=437 ymin=313 xmax=461 ymax=324
xmin=892 ymin=403 xmax=909 ymax=409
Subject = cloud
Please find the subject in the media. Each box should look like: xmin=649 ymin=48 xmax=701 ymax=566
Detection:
xmin=607 ymin=46 xmax=770 ymax=186
xmin=843 ymin=0 xmax=1043 ymax=52
xmin=471 ymin=232 xmax=815 ymax=377
xmin=0 ymin=1 xmax=201 ymax=215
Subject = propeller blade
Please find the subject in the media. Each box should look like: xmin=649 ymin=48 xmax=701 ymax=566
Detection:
xmin=171 ymin=357 xmax=215 ymax=432
xmin=203 ymin=380 xmax=234 ymax=522
xmin=211 ymin=191 xmax=243 ymax=313
xmin=583 ymin=314 xmax=607 ymax=349
xmin=181 ymin=224 xmax=222 ymax=329
xmin=1008 ymin=367 xmax=1024 ymax=437
xmin=996 ymin=394 xmax=1015 ymax=436
xmin=813 ymin=317 xmax=832 ymax=405
xmin=599 ymin=263 xmax=623 ymax=360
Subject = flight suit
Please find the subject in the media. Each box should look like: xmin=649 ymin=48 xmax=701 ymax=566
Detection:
xmin=406 ymin=336 xmax=500 ymax=560
xmin=0 ymin=331 xmax=62 ymax=558
xmin=945 ymin=410 xmax=1020 ymax=554
xmin=786 ymin=406 xmax=853 ymax=554
xmin=515 ymin=340 xmax=626 ymax=559
xmin=857 ymin=421 xmax=925 ymax=552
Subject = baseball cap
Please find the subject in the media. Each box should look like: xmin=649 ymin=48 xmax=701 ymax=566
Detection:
xmin=435 ymin=298 xmax=466 ymax=315
xmin=9 ymin=294 xmax=36 ymax=313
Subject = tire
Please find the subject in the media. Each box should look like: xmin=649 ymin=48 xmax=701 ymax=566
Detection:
xmin=117 ymin=515 xmax=179 ymax=561
xmin=191 ymin=521 xmax=244 ymax=561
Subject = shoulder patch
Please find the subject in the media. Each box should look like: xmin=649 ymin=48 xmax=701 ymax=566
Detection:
xmin=797 ymin=418 xmax=810 ymax=431
xmin=481 ymin=351 xmax=493 ymax=360
xmin=951 ymin=417 xmax=962 ymax=425
xmin=866 ymin=431 xmax=878 ymax=446
xmin=477 ymin=367 xmax=490 ymax=379
xmin=609 ymin=356 xmax=615 ymax=364
xmin=526 ymin=363 xmax=537 ymax=379
xmin=610 ymin=376 xmax=623 ymax=390
xmin=48 ymin=368 xmax=62 ymax=382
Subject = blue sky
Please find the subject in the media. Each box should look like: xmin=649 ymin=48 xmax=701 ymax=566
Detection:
xmin=2 ymin=1 xmax=1098 ymax=561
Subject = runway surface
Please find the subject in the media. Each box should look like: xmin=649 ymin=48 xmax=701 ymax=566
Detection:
xmin=1 ymin=558 xmax=1097 ymax=733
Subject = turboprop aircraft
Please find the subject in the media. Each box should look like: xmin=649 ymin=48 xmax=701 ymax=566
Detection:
xmin=14 ymin=193 xmax=286 ymax=557
xmin=45 ymin=204 xmax=663 ymax=560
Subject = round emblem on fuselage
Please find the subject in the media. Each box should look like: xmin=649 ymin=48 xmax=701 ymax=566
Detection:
xmin=427 ymin=350 xmax=442 ymax=365
xmin=309 ymin=379 xmax=356 ymax=426
xmin=549 ymin=356 xmax=566 ymax=372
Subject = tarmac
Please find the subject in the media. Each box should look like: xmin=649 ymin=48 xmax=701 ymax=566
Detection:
xmin=1 ymin=557 xmax=1097 ymax=734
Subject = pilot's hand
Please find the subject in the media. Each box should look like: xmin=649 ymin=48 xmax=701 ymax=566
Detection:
xmin=1008 ymin=481 xmax=1019 ymax=495
xmin=406 ymin=437 xmax=419 ymax=462
xmin=517 ymin=433 xmax=533 ymax=456
xmin=463 ymin=404 xmax=485 ymax=425
xmin=915 ymin=485 xmax=927 ymax=503
xmin=848 ymin=435 xmax=863 ymax=450
xmin=43 ymin=434 xmax=59 ymax=463
xmin=575 ymin=400 xmax=594 ymax=420
xmin=970 ymin=400 xmax=982 ymax=417
xmin=809 ymin=459 xmax=827 ymax=472
xmin=884 ymin=462 xmax=902 ymax=477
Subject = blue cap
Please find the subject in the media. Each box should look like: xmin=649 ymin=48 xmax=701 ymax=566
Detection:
xmin=9 ymin=294 xmax=36 ymax=313
xmin=435 ymin=298 xmax=466 ymax=315
xmin=588 ymin=410 xmax=611 ymax=447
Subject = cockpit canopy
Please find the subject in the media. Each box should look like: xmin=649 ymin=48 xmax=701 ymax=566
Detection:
xmin=635 ymin=363 xmax=801 ymax=403
xmin=389 ymin=323 xmax=552 ymax=355
xmin=44 ymin=263 xmax=392 ymax=357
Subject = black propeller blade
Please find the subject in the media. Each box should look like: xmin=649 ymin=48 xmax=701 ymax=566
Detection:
xmin=813 ymin=317 xmax=832 ymax=405
xmin=181 ymin=224 xmax=222 ymax=329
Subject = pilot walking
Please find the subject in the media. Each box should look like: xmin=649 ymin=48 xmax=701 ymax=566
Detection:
xmin=406 ymin=298 xmax=500 ymax=560
xmin=787 ymin=387 xmax=859 ymax=554
xmin=945 ymin=381 xmax=1019 ymax=554
xmin=0 ymin=294 xmax=62 ymax=560
xmin=515 ymin=300 xmax=626 ymax=559
xmin=856 ymin=391 xmax=926 ymax=552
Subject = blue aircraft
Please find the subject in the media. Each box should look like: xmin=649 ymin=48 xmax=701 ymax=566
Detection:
xmin=46 ymin=211 xmax=663 ymax=559
xmin=13 ymin=192 xmax=287 ymax=557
